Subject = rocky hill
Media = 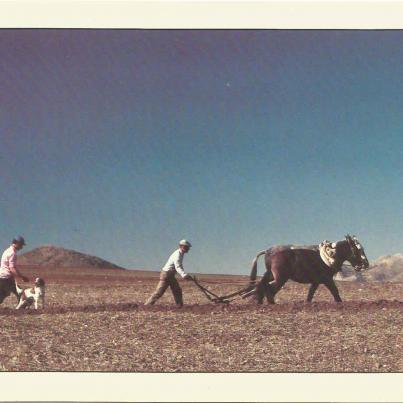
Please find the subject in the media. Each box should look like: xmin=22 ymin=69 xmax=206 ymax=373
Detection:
xmin=366 ymin=254 xmax=403 ymax=282
xmin=336 ymin=253 xmax=403 ymax=282
xmin=18 ymin=245 xmax=125 ymax=270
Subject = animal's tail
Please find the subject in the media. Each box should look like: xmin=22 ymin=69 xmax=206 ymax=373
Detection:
xmin=249 ymin=250 xmax=266 ymax=287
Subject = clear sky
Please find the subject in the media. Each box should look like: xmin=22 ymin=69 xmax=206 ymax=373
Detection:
xmin=1 ymin=29 xmax=402 ymax=274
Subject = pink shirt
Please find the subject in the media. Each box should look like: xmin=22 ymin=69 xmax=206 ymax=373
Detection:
xmin=0 ymin=245 xmax=17 ymax=279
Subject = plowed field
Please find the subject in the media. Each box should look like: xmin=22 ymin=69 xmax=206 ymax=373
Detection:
xmin=1 ymin=267 xmax=402 ymax=372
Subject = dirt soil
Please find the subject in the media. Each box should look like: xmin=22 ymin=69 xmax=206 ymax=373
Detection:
xmin=0 ymin=267 xmax=402 ymax=372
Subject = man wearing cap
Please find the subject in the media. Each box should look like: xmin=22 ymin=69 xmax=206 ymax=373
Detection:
xmin=0 ymin=236 xmax=29 ymax=304
xmin=145 ymin=240 xmax=192 ymax=307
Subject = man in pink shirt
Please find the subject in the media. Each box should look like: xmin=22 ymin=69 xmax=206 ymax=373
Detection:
xmin=0 ymin=236 xmax=29 ymax=304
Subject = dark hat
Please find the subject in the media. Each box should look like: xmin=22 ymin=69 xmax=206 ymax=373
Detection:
xmin=12 ymin=236 xmax=26 ymax=245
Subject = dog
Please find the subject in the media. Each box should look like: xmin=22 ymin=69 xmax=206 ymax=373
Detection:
xmin=15 ymin=277 xmax=46 ymax=310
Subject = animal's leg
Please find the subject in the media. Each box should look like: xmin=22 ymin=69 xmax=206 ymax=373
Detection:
xmin=254 ymin=271 xmax=272 ymax=304
xmin=306 ymin=283 xmax=319 ymax=302
xmin=264 ymin=285 xmax=275 ymax=304
xmin=263 ymin=270 xmax=275 ymax=303
xmin=16 ymin=298 xmax=28 ymax=309
xmin=265 ymin=276 xmax=287 ymax=304
xmin=254 ymin=281 xmax=265 ymax=304
xmin=34 ymin=297 xmax=38 ymax=310
xmin=14 ymin=283 xmax=23 ymax=302
xmin=323 ymin=279 xmax=342 ymax=302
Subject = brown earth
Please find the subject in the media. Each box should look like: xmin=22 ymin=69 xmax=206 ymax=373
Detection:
xmin=0 ymin=266 xmax=402 ymax=372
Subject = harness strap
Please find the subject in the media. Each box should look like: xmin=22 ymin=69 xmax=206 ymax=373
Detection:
xmin=319 ymin=240 xmax=337 ymax=268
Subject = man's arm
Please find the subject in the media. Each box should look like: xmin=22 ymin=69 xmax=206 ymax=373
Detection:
xmin=9 ymin=255 xmax=29 ymax=282
xmin=10 ymin=267 xmax=29 ymax=282
xmin=174 ymin=252 xmax=189 ymax=278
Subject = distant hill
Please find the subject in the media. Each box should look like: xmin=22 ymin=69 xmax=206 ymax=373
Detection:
xmin=365 ymin=254 xmax=403 ymax=282
xmin=18 ymin=245 xmax=125 ymax=270
xmin=336 ymin=253 xmax=403 ymax=282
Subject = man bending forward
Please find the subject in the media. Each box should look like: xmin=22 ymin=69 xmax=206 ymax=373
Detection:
xmin=145 ymin=240 xmax=192 ymax=307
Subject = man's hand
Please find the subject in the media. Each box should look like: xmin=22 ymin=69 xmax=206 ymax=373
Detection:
xmin=184 ymin=274 xmax=192 ymax=281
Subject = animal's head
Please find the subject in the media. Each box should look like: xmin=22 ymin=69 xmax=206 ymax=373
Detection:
xmin=344 ymin=234 xmax=369 ymax=271
xmin=35 ymin=277 xmax=45 ymax=287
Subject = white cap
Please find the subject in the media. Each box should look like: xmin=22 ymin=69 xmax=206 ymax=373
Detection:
xmin=179 ymin=239 xmax=192 ymax=247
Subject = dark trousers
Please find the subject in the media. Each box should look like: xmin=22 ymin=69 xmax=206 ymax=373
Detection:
xmin=145 ymin=271 xmax=183 ymax=306
xmin=0 ymin=277 xmax=19 ymax=304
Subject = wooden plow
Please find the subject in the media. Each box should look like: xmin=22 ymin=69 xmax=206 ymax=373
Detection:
xmin=189 ymin=275 xmax=257 ymax=304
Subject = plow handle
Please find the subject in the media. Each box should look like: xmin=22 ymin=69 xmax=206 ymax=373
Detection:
xmin=189 ymin=275 xmax=228 ymax=303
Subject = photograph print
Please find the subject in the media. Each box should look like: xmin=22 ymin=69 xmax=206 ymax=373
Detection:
xmin=1 ymin=27 xmax=402 ymax=373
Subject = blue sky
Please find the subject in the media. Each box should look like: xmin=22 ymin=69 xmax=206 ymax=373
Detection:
xmin=1 ymin=30 xmax=402 ymax=273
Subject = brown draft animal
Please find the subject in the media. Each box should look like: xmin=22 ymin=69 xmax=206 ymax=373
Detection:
xmin=249 ymin=235 xmax=369 ymax=304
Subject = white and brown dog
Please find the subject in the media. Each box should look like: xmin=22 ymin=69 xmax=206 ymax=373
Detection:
xmin=15 ymin=277 xmax=46 ymax=310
